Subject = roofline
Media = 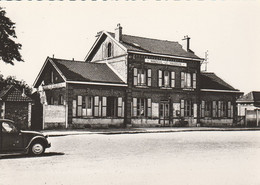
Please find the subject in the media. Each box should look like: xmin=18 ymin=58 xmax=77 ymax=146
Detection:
xmin=201 ymin=89 xmax=242 ymax=93
xmin=128 ymin=50 xmax=203 ymax=62
xmin=48 ymin=58 xmax=67 ymax=82
xmin=33 ymin=57 xmax=50 ymax=87
xmin=0 ymin=85 xmax=13 ymax=99
xmin=33 ymin=57 xmax=67 ymax=88
xmin=66 ymin=81 xmax=127 ymax=87
xmin=105 ymin=62 xmax=126 ymax=83
xmin=84 ymin=31 xmax=127 ymax=62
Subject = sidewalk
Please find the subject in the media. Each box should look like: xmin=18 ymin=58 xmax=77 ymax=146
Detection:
xmin=41 ymin=127 xmax=260 ymax=137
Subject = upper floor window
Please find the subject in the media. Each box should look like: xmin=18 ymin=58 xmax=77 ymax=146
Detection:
xmin=133 ymin=68 xmax=151 ymax=87
xmin=50 ymin=71 xmax=54 ymax=83
xmin=181 ymin=72 xmax=196 ymax=89
xmin=158 ymin=70 xmax=175 ymax=88
xmin=107 ymin=43 xmax=112 ymax=58
xmin=58 ymin=95 xmax=64 ymax=105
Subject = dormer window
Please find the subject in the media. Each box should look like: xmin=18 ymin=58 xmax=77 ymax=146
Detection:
xmin=107 ymin=42 xmax=112 ymax=58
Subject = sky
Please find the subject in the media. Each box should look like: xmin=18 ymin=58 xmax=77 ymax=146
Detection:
xmin=0 ymin=1 xmax=259 ymax=94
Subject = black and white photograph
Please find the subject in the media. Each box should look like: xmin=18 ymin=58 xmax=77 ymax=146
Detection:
xmin=0 ymin=1 xmax=260 ymax=185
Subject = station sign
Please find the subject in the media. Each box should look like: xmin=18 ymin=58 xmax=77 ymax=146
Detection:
xmin=145 ymin=58 xmax=187 ymax=67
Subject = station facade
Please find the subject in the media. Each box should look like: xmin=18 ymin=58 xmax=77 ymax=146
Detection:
xmin=34 ymin=24 xmax=242 ymax=129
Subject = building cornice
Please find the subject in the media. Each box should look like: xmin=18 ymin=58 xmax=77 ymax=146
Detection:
xmin=201 ymin=89 xmax=242 ymax=93
xmin=128 ymin=50 xmax=203 ymax=62
xmin=66 ymin=81 xmax=127 ymax=87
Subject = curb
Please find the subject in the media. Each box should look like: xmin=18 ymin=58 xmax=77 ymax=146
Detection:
xmin=43 ymin=128 xmax=260 ymax=137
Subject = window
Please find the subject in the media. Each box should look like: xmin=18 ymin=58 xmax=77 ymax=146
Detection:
xmin=158 ymin=70 xmax=175 ymax=88
xmin=107 ymin=97 xmax=117 ymax=117
xmin=49 ymin=96 xmax=54 ymax=105
xmin=75 ymin=96 xmax=94 ymax=117
xmin=201 ymin=101 xmax=212 ymax=117
xmin=205 ymin=101 xmax=212 ymax=117
xmin=132 ymin=98 xmax=151 ymax=117
xmin=181 ymin=72 xmax=196 ymax=89
xmin=181 ymin=100 xmax=193 ymax=117
xmin=133 ymin=68 xmax=151 ymax=86
xmin=228 ymin=101 xmax=233 ymax=118
xmin=58 ymin=95 xmax=64 ymax=105
xmin=107 ymin=43 xmax=112 ymax=57
xmin=50 ymin=71 xmax=54 ymax=83
xmin=2 ymin=122 xmax=18 ymax=133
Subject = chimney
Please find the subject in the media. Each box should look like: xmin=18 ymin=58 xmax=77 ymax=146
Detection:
xmin=182 ymin=35 xmax=191 ymax=52
xmin=115 ymin=23 xmax=122 ymax=41
xmin=22 ymin=88 xmax=26 ymax=97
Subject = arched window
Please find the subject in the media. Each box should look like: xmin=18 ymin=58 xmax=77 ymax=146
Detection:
xmin=107 ymin=43 xmax=112 ymax=58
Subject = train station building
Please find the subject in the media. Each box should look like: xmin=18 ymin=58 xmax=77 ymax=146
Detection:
xmin=34 ymin=24 xmax=242 ymax=129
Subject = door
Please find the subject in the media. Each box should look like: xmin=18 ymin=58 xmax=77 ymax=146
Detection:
xmin=159 ymin=101 xmax=170 ymax=126
xmin=1 ymin=121 xmax=23 ymax=152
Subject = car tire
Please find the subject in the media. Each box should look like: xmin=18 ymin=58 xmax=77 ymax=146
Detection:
xmin=29 ymin=142 xmax=45 ymax=155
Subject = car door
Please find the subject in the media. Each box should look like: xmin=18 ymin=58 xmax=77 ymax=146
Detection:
xmin=1 ymin=121 xmax=24 ymax=152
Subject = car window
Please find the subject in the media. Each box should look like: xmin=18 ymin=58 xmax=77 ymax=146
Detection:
xmin=2 ymin=122 xmax=18 ymax=133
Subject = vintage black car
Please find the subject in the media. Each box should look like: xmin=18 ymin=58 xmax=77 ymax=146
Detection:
xmin=0 ymin=119 xmax=51 ymax=155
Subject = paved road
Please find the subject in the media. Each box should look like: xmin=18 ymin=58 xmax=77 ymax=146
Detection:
xmin=1 ymin=131 xmax=260 ymax=185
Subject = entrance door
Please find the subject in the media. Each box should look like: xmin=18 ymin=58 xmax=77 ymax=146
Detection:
xmin=159 ymin=101 xmax=170 ymax=126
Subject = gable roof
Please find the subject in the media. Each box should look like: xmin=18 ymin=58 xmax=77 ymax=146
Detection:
xmin=107 ymin=32 xmax=201 ymax=60
xmin=0 ymin=85 xmax=32 ymax=102
xmin=51 ymin=58 xmax=125 ymax=84
xmin=237 ymin=91 xmax=260 ymax=103
xmin=85 ymin=30 xmax=202 ymax=62
xmin=200 ymin=72 xmax=239 ymax=91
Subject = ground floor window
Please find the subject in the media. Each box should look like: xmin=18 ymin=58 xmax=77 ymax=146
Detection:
xmin=181 ymin=100 xmax=193 ymax=117
xmin=203 ymin=100 xmax=232 ymax=118
xmin=73 ymin=95 xmax=123 ymax=118
xmin=132 ymin=98 xmax=152 ymax=118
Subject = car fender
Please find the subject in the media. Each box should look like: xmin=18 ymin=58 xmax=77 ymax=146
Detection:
xmin=25 ymin=136 xmax=49 ymax=150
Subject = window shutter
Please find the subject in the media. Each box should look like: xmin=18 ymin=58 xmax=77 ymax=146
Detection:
xmin=94 ymin=96 xmax=99 ymax=117
xmin=228 ymin=101 xmax=231 ymax=118
xmin=181 ymin=72 xmax=185 ymax=88
xmin=72 ymin=100 xmax=77 ymax=117
xmin=201 ymin=101 xmax=205 ymax=117
xmin=230 ymin=104 xmax=234 ymax=118
xmin=133 ymin=98 xmax=137 ymax=117
xmin=158 ymin=70 xmax=162 ymax=87
xmin=218 ymin=101 xmax=221 ymax=117
xmin=147 ymin=69 xmax=152 ymax=87
xmin=118 ymin=97 xmax=123 ymax=117
xmin=147 ymin=98 xmax=152 ymax=118
xmin=193 ymin=73 xmax=196 ymax=89
xmin=77 ymin=96 xmax=82 ymax=117
xmin=102 ymin=97 xmax=107 ymax=117
xmin=133 ymin=68 xmax=137 ymax=86
xmin=171 ymin=71 xmax=175 ymax=88
xmin=212 ymin=101 xmax=216 ymax=117
xmin=180 ymin=100 xmax=185 ymax=117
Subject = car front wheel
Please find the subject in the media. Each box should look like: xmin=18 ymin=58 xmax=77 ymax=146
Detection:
xmin=29 ymin=142 xmax=45 ymax=155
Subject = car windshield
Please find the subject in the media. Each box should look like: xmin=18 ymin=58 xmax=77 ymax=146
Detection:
xmin=2 ymin=122 xmax=18 ymax=133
